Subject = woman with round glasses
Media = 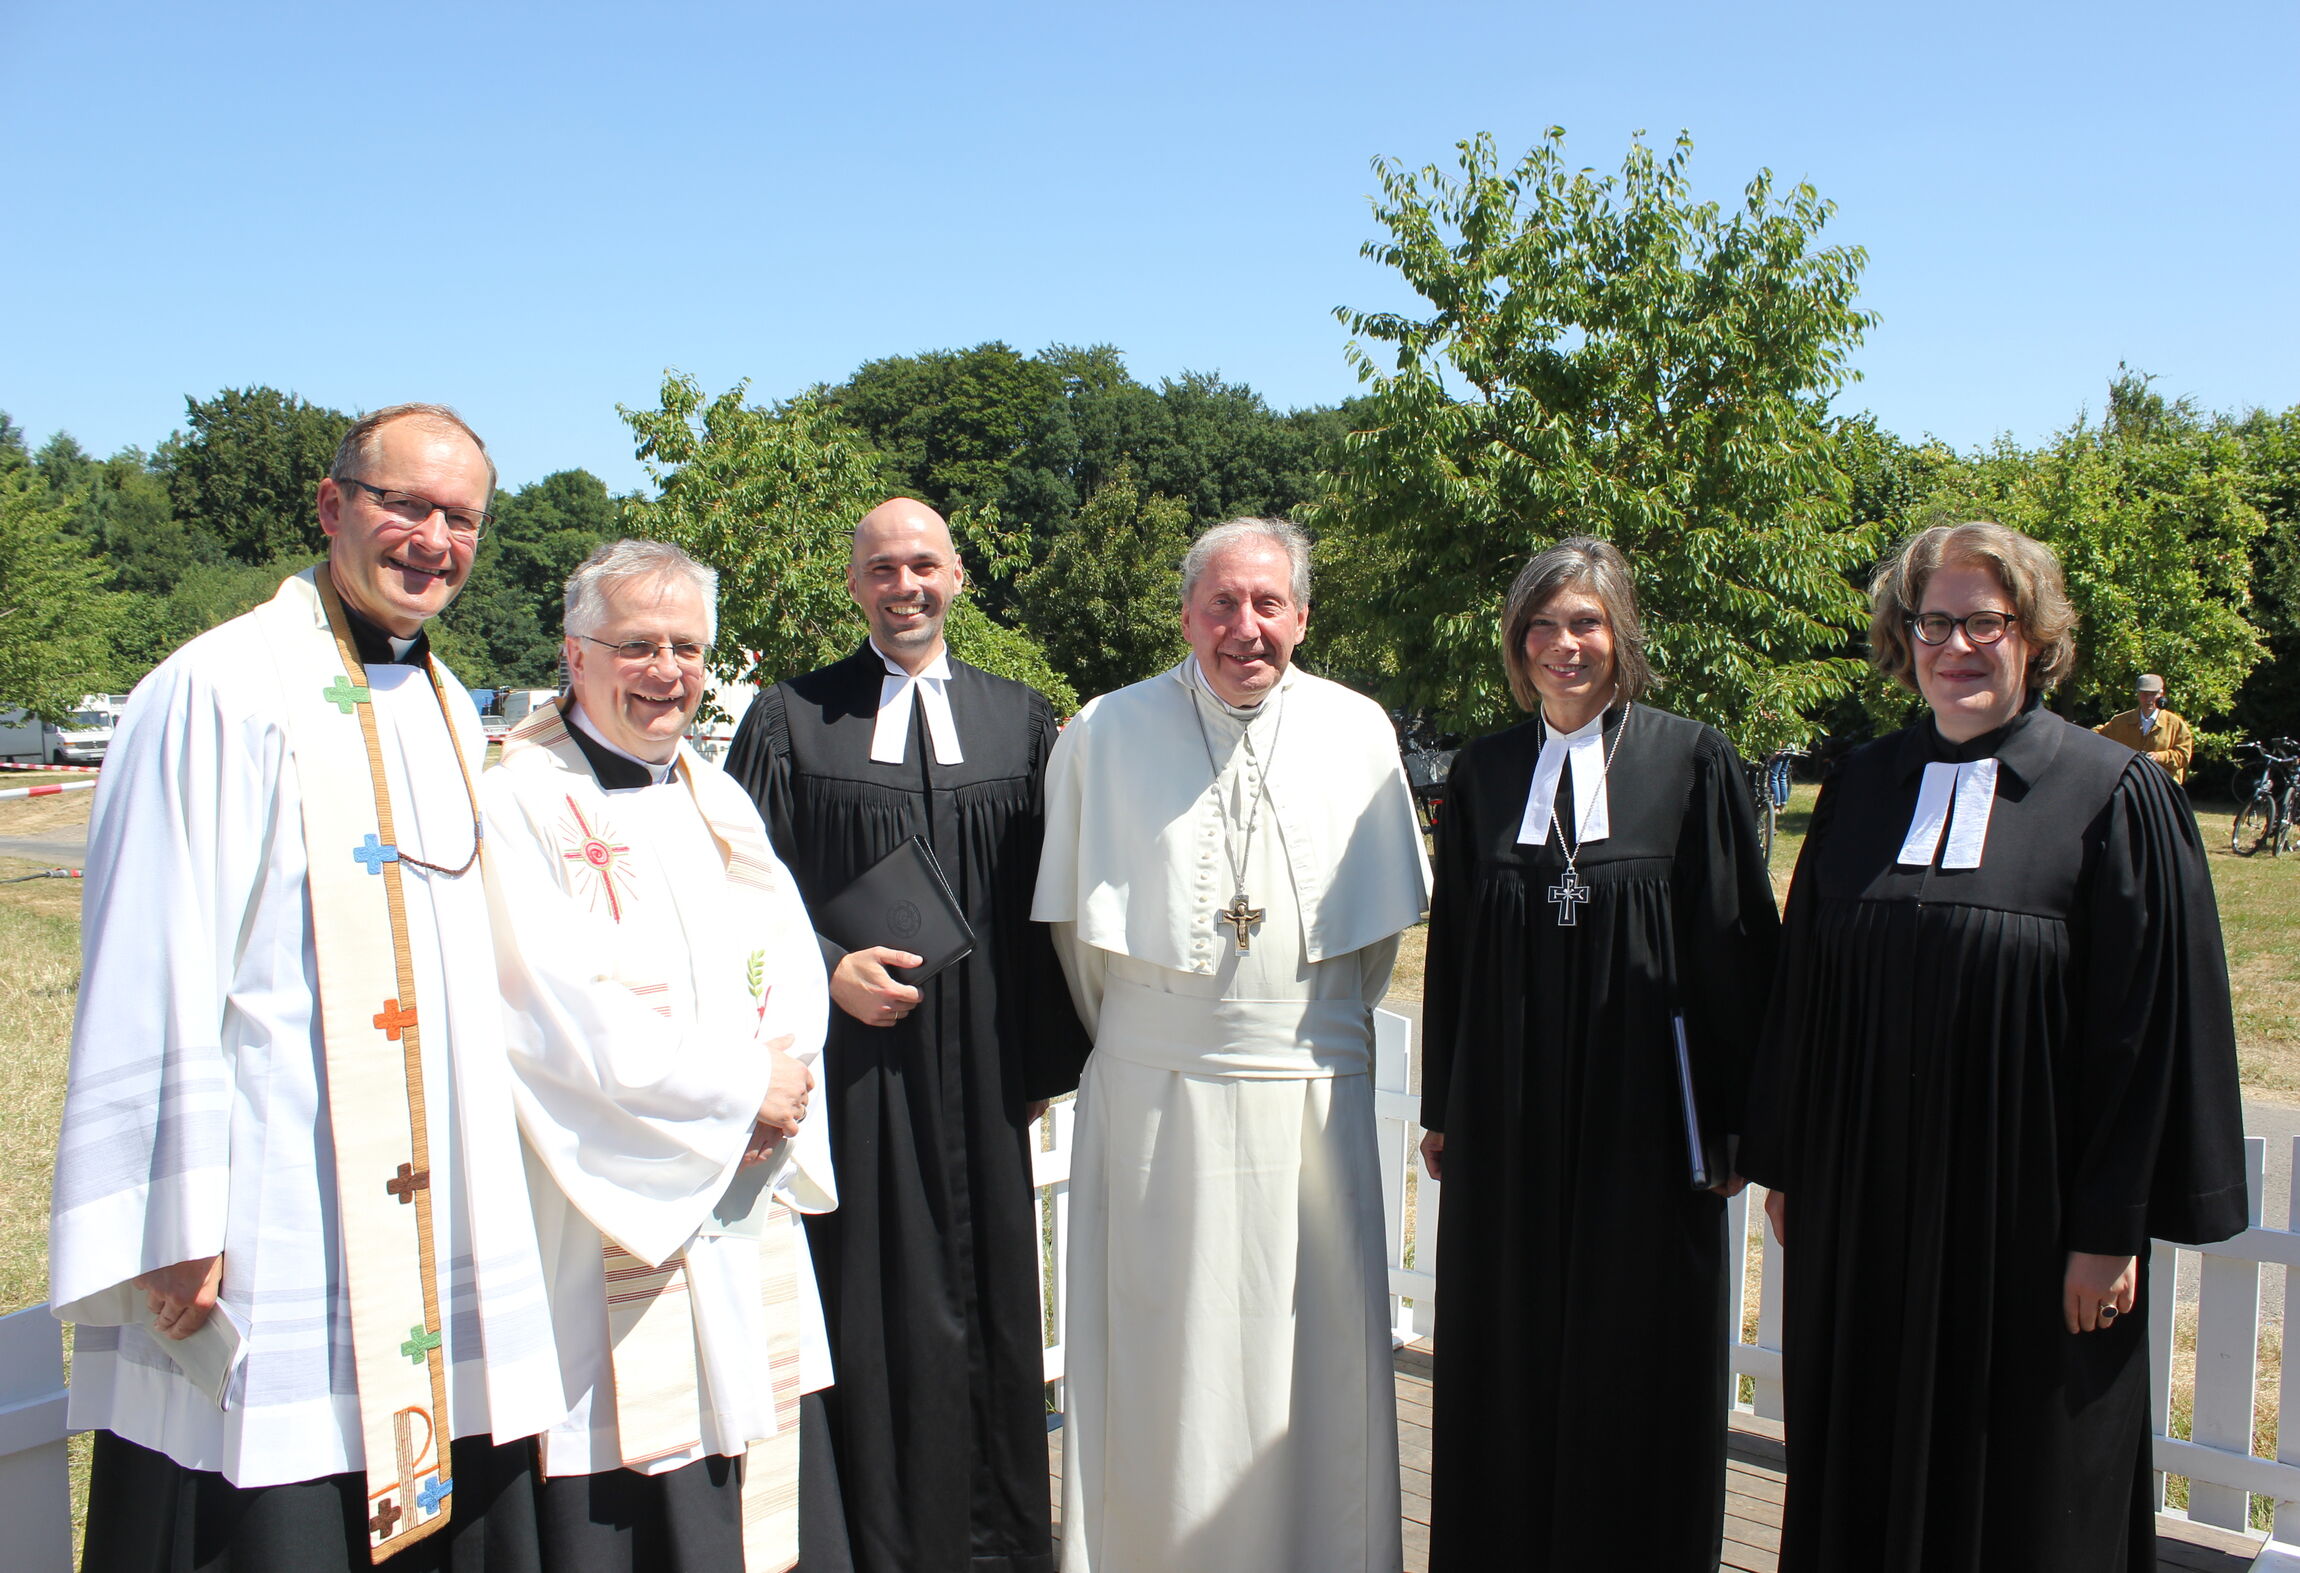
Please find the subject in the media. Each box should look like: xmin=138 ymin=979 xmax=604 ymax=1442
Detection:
xmin=1739 ymin=521 xmax=2245 ymax=1572
xmin=1419 ymin=538 xmax=1780 ymax=1570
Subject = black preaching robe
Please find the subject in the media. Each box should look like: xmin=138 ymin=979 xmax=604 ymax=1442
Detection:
xmin=725 ymin=645 xmax=1088 ymax=1573
xmin=1738 ymin=704 xmax=2248 ymax=1573
xmin=1420 ymin=704 xmax=1780 ymax=1571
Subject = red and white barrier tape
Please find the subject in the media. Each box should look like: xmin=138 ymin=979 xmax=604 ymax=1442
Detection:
xmin=0 ymin=761 xmax=102 ymax=773
xmin=0 ymin=779 xmax=98 ymax=801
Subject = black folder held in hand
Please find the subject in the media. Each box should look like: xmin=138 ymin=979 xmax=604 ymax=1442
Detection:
xmin=815 ymin=835 xmax=977 ymax=985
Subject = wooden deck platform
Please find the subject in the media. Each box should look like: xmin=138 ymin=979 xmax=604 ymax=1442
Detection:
xmin=1047 ymin=1342 xmax=2263 ymax=1571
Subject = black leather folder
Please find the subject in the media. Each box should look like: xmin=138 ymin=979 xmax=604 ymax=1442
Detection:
xmin=815 ymin=835 xmax=977 ymax=985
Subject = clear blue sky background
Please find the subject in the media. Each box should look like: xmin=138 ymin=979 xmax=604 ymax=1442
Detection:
xmin=4 ymin=0 xmax=2294 ymax=496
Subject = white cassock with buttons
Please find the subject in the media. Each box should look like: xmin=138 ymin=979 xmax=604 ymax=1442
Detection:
xmin=1032 ymin=659 xmax=1430 ymax=1573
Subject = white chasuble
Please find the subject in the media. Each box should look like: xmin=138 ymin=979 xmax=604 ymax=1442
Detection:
xmin=1033 ymin=663 xmax=1429 ymax=1573
xmin=481 ymin=703 xmax=833 ymax=1569
xmin=50 ymin=571 xmax=561 ymax=1519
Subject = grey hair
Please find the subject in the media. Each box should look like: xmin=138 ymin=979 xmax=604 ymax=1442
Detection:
xmin=1180 ymin=517 xmax=1313 ymax=606
xmin=330 ymin=402 xmax=498 ymax=497
xmin=563 ymin=539 xmax=719 ymax=644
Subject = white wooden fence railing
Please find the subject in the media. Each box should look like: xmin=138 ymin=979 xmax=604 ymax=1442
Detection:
xmin=0 ymin=1304 xmax=71 ymax=1572
xmin=1033 ymin=1008 xmax=2300 ymax=1561
xmin=13 ymin=1008 xmax=2300 ymax=1565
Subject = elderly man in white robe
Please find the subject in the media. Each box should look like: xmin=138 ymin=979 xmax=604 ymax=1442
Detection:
xmin=49 ymin=404 xmax=565 ymax=1571
xmin=1032 ymin=517 xmax=1430 ymax=1573
xmin=481 ymin=539 xmax=841 ymax=1573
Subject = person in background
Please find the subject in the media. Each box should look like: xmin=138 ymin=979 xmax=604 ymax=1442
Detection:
xmin=1740 ymin=520 xmax=2246 ymax=1572
xmin=2093 ymin=671 xmax=2193 ymax=782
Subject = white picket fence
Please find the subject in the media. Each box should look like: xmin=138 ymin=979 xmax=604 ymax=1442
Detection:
xmin=10 ymin=1006 xmax=2300 ymax=1566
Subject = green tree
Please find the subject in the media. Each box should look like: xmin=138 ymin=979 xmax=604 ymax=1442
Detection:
xmin=1320 ymin=129 xmax=1881 ymax=752
xmin=432 ymin=468 xmax=620 ymax=687
xmin=622 ymin=373 xmax=1073 ymax=708
xmin=1019 ymin=465 xmax=1190 ymax=699
xmin=2226 ymin=404 xmax=2300 ymax=745
xmin=163 ymin=386 xmax=352 ymax=563
xmin=0 ymin=466 xmax=119 ymax=717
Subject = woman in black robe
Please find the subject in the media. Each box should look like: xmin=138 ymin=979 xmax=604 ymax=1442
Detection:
xmin=1420 ymin=538 xmax=1781 ymax=1570
xmin=1738 ymin=521 xmax=2248 ymax=1572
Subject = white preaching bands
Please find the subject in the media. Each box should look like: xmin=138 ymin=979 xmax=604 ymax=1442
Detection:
xmin=1895 ymin=758 xmax=2000 ymax=870
xmin=1517 ymin=704 xmax=1616 ymax=850
xmin=1519 ymin=694 xmax=1628 ymax=927
xmin=869 ymin=644 xmax=963 ymax=766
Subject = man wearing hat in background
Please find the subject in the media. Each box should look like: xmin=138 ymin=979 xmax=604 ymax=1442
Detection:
xmin=2094 ymin=672 xmax=2195 ymax=782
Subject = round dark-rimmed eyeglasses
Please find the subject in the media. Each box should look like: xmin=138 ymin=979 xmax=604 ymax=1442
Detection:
xmin=1908 ymin=611 xmax=2018 ymax=646
xmin=579 ymin=635 xmax=712 ymax=667
xmin=344 ymin=478 xmax=492 ymax=540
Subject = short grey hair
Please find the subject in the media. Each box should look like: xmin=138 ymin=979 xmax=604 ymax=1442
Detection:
xmin=1181 ymin=517 xmax=1312 ymax=606
xmin=564 ymin=539 xmax=719 ymax=644
xmin=330 ymin=402 xmax=498 ymax=498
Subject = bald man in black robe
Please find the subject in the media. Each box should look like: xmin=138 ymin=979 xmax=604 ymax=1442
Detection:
xmin=725 ymin=498 xmax=1087 ymax=1573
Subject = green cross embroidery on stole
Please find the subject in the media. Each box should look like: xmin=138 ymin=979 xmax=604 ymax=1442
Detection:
xmin=322 ymin=676 xmax=372 ymax=714
xmin=401 ymin=1324 xmax=442 ymax=1363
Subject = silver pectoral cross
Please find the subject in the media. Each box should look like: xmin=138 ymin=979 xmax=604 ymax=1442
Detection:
xmin=1220 ymin=893 xmax=1266 ymax=953
xmin=1548 ymin=869 xmax=1591 ymax=926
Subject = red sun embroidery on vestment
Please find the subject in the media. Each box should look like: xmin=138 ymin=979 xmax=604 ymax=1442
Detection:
xmin=560 ymin=797 xmax=632 ymax=922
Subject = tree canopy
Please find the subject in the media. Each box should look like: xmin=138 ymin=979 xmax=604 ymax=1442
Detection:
xmin=164 ymin=386 xmax=351 ymax=564
xmin=1320 ymin=129 xmax=1880 ymax=753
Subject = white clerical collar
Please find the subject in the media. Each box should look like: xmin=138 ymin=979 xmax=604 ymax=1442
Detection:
xmin=1518 ymin=706 xmax=1614 ymax=848
xmin=387 ymin=634 xmax=418 ymax=662
xmin=1897 ymin=758 xmax=1998 ymax=869
xmin=568 ymin=702 xmax=678 ymax=785
xmin=869 ymin=640 xmax=963 ymax=766
xmin=1186 ymin=657 xmax=1292 ymax=721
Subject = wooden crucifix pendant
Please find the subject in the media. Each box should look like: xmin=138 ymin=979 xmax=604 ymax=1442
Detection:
xmin=1220 ymin=893 xmax=1265 ymax=953
xmin=1547 ymin=868 xmax=1591 ymax=926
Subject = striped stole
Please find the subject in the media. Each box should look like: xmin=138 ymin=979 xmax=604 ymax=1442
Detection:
xmin=251 ymin=570 xmax=468 ymax=1562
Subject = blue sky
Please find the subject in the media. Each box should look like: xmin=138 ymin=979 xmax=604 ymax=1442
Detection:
xmin=3 ymin=0 xmax=2294 ymax=495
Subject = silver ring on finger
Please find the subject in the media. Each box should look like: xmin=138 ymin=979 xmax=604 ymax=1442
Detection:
xmin=2099 ymin=1304 xmax=2119 ymax=1322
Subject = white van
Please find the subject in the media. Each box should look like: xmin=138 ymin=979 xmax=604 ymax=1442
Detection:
xmin=0 ymin=694 xmax=125 ymax=765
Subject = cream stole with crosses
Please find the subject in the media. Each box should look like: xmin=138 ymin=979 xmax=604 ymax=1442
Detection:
xmin=250 ymin=569 xmax=477 ymax=1562
xmin=501 ymin=702 xmax=813 ymax=1572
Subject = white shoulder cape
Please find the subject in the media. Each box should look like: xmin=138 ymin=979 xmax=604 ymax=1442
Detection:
xmin=1033 ymin=662 xmax=1428 ymax=974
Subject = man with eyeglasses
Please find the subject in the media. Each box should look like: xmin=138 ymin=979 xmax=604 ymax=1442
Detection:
xmin=482 ymin=539 xmax=841 ymax=1571
xmin=2093 ymin=672 xmax=2194 ymax=783
xmin=724 ymin=497 xmax=1088 ymax=1573
xmin=52 ymin=404 xmax=567 ymax=1569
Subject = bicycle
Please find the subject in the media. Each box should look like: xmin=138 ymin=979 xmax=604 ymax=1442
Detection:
xmin=1744 ymin=748 xmax=1805 ymax=866
xmin=2230 ymin=737 xmax=2300 ymax=858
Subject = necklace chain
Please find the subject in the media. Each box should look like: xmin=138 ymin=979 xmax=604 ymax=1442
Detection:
xmin=318 ymin=572 xmax=484 ymax=878
xmin=1546 ymin=695 xmax=1629 ymax=883
xmin=1189 ymin=682 xmax=1286 ymax=906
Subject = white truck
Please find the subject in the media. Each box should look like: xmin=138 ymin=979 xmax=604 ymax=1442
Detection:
xmin=0 ymin=695 xmax=127 ymax=766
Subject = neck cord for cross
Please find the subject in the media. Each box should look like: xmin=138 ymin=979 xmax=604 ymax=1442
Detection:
xmin=1189 ymin=680 xmax=1288 ymax=953
xmin=317 ymin=569 xmax=484 ymax=877
xmin=1542 ymin=692 xmax=1627 ymax=926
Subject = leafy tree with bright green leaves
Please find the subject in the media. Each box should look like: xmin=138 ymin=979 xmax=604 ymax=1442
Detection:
xmin=0 ymin=464 xmax=120 ymax=717
xmin=432 ymin=469 xmax=621 ymax=687
xmin=1019 ymin=464 xmax=1190 ymax=699
xmin=619 ymin=373 xmax=1075 ymax=711
xmin=2226 ymin=403 xmax=2300 ymax=742
xmin=163 ymin=386 xmax=352 ymax=564
xmin=1319 ymin=129 xmax=1881 ymax=753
